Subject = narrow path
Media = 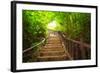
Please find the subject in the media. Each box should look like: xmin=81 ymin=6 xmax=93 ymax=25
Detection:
xmin=37 ymin=31 xmax=69 ymax=61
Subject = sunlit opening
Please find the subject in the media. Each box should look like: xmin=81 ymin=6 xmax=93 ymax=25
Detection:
xmin=47 ymin=21 xmax=57 ymax=30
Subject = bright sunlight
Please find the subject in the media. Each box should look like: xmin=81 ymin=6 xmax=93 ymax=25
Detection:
xmin=47 ymin=21 xmax=57 ymax=30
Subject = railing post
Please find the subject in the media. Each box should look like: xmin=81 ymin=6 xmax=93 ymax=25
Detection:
xmin=80 ymin=38 xmax=85 ymax=59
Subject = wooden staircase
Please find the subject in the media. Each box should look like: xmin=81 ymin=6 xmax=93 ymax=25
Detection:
xmin=37 ymin=32 xmax=69 ymax=61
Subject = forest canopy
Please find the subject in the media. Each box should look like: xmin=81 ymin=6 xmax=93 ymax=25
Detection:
xmin=22 ymin=10 xmax=91 ymax=50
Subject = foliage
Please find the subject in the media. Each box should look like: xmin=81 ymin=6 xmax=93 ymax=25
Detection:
xmin=23 ymin=10 xmax=91 ymax=50
xmin=55 ymin=12 xmax=91 ymax=43
xmin=23 ymin=10 xmax=55 ymax=49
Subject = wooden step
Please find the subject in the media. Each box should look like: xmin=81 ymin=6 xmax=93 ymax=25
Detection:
xmin=43 ymin=46 xmax=64 ymax=49
xmin=48 ymin=38 xmax=59 ymax=40
xmin=47 ymin=41 xmax=61 ymax=44
xmin=39 ymin=50 xmax=65 ymax=56
xmin=48 ymin=39 xmax=60 ymax=42
xmin=41 ymin=48 xmax=64 ymax=51
xmin=44 ymin=44 xmax=62 ymax=47
xmin=48 ymin=38 xmax=60 ymax=40
xmin=44 ymin=46 xmax=63 ymax=49
xmin=38 ymin=54 xmax=67 ymax=61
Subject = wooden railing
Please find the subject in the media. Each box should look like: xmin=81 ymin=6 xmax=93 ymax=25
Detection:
xmin=59 ymin=32 xmax=91 ymax=60
xmin=23 ymin=38 xmax=46 ymax=62
xmin=23 ymin=38 xmax=46 ymax=53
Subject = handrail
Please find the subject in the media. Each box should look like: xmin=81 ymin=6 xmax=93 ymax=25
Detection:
xmin=59 ymin=32 xmax=91 ymax=59
xmin=62 ymin=33 xmax=90 ymax=48
xmin=66 ymin=38 xmax=90 ymax=48
xmin=23 ymin=38 xmax=46 ymax=53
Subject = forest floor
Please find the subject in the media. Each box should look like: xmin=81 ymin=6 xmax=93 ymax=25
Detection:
xmin=37 ymin=31 xmax=70 ymax=61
